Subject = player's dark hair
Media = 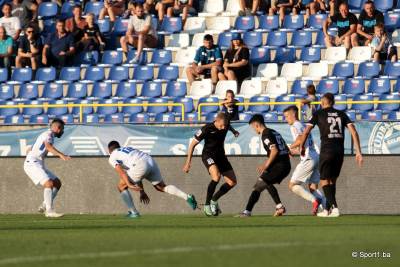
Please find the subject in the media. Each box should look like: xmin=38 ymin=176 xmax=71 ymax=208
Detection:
xmin=307 ymin=84 xmax=316 ymax=95
xmin=108 ymin=141 xmax=121 ymax=151
xmin=322 ymin=93 xmax=335 ymax=105
xmin=283 ymin=105 xmax=299 ymax=115
xmin=51 ymin=118 xmax=65 ymax=126
xmin=374 ymin=22 xmax=385 ymax=30
xmin=364 ymin=0 xmax=374 ymax=6
xmin=204 ymin=34 xmax=213 ymax=42
xmin=248 ymin=114 xmax=265 ymax=125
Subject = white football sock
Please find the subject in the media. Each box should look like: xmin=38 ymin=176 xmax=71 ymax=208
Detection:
xmin=291 ymin=184 xmax=316 ymax=203
xmin=120 ymin=190 xmax=138 ymax=213
xmin=43 ymin=188 xmax=53 ymax=212
xmin=164 ymin=185 xmax=188 ymax=200
xmin=312 ymin=189 xmax=326 ymax=208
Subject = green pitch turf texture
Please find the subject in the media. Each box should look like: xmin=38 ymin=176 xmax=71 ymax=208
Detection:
xmin=0 ymin=215 xmax=398 ymax=267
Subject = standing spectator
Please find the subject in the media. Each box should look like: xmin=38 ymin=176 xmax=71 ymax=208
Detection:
xmin=16 ymin=25 xmax=42 ymax=70
xmin=269 ymin=0 xmax=296 ymax=25
xmin=77 ymin=13 xmax=105 ymax=53
xmin=0 ymin=26 xmax=13 ymax=71
xmin=65 ymin=5 xmax=87 ymax=42
xmin=239 ymin=0 xmax=260 ymax=16
xmin=11 ymin=0 xmax=38 ymax=29
xmin=300 ymin=84 xmax=317 ymax=120
xmin=186 ymin=34 xmax=222 ymax=87
xmin=222 ymin=90 xmax=239 ymax=121
xmin=120 ymin=2 xmax=158 ymax=64
xmin=370 ymin=23 xmax=397 ymax=63
xmin=144 ymin=0 xmax=165 ymax=22
xmin=0 ymin=3 xmax=22 ymax=41
xmin=99 ymin=0 xmax=126 ymax=22
xmin=167 ymin=0 xmax=197 ymax=26
xmin=356 ymin=0 xmax=384 ymax=46
xmin=323 ymin=2 xmax=357 ymax=50
xmin=218 ymin=33 xmax=250 ymax=87
xmin=42 ymin=20 xmax=75 ymax=69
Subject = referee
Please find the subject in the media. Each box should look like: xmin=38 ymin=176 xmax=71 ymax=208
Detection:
xmin=300 ymin=93 xmax=363 ymax=217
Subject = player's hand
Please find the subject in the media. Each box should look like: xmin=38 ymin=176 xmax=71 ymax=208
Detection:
xmin=60 ymin=154 xmax=71 ymax=161
xmin=128 ymin=183 xmax=142 ymax=191
xmin=355 ymin=153 xmax=363 ymax=167
xmin=182 ymin=162 xmax=191 ymax=173
xmin=140 ymin=191 xmax=150 ymax=205
xmin=257 ymin=165 xmax=266 ymax=175
xmin=233 ymin=130 xmax=240 ymax=138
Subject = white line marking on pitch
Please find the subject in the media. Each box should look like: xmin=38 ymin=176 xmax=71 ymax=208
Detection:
xmin=0 ymin=242 xmax=331 ymax=265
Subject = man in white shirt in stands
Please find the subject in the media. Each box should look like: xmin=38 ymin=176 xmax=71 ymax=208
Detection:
xmin=0 ymin=3 xmax=21 ymax=41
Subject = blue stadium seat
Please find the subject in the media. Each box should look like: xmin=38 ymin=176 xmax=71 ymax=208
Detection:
xmin=83 ymin=114 xmax=99 ymax=123
xmin=17 ymin=83 xmax=39 ymax=100
xmin=243 ymin=31 xmax=262 ymax=48
xmin=264 ymin=112 xmax=279 ymax=121
xmin=47 ymin=100 xmax=68 ymax=117
xmin=98 ymin=19 xmax=111 ymax=34
xmin=41 ymin=83 xmax=63 ymax=100
xmin=101 ymin=50 xmax=123 ymax=65
xmin=314 ymin=30 xmax=327 ymax=47
xmin=384 ymin=12 xmax=400 ymax=31
xmin=317 ymin=79 xmax=339 ymax=95
xmin=97 ymin=99 xmax=118 ymax=116
xmin=266 ymin=31 xmax=287 ymax=47
xmin=22 ymin=100 xmax=43 ymax=116
xmin=84 ymin=1 xmax=104 ymax=17
xmin=352 ymin=94 xmax=374 ymax=111
xmin=108 ymin=66 xmax=129 ymax=81
xmin=172 ymin=97 xmax=194 ymax=114
xmin=29 ymin=114 xmax=49 ymax=124
xmin=0 ymin=84 xmax=14 ymax=100
xmin=126 ymin=49 xmax=148 ymax=65
xmin=155 ymin=112 xmax=176 ymax=123
xmin=348 ymin=0 xmax=364 ymax=12
xmin=104 ymin=113 xmax=124 ymax=123
xmin=239 ymin=112 xmax=252 ymax=122
xmin=383 ymin=61 xmax=400 ymax=78
xmin=198 ymin=96 xmax=219 ymax=114
xmin=60 ymin=67 xmax=81 ymax=82
xmin=185 ymin=112 xmax=198 ymax=123
xmin=375 ymin=0 xmax=393 ymax=13
xmin=357 ymin=61 xmax=380 ymax=78
xmin=258 ymin=15 xmax=279 ymax=31
xmin=0 ymin=101 xmax=19 ymax=117
xmin=205 ymin=112 xmax=217 ymax=122
xmin=343 ymin=79 xmax=365 ymax=96
xmin=140 ymin=81 xmax=162 ymax=98
xmin=35 ymin=67 xmax=56 ymax=83
xmin=57 ymin=114 xmax=74 ymax=124
xmin=42 ymin=19 xmax=56 ymax=36
xmin=346 ymin=110 xmax=357 ymax=121
xmin=38 ymin=2 xmax=58 ymax=19
xmin=368 ymin=78 xmax=391 ymax=95
xmin=151 ymin=49 xmax=172 ymax=65
xmin=90 ymin=82 xmax=113 ymax=99
xmin=331 ymin=62 xmax=354 ymax=79
xmin=4 ymin=114 xmax=24 ymax=124
xmin=11 ymin=68 xmax=32 ymax=83
xmin=218 ymin=32 xmax=234 ymax=49
xmin=0 ymin=68 xmax=8 ymax=82
xmin=274 ymin=95 xmax=295 ymax=112
xmin=235 ymin=96 xmax=245 ymax=113
xmin=361 ymin=110 xmax=383 ymax=121
xmin=248 ymin=95 xmax=270 ymax=113
xmin=165 ymin=81 xmax=187 ymax=98
xmin=234 ymin=16 xmax=255 ymax=31
xmin=114 ymin=81 xmax=137 ymax=99
xmin=129 ymin=113 xmax=150 ymax=123
xmin=147 ymin=98 xmax=168 ymax=114
xmin=395 ymin=79 xmax=400 ymax=93
xmin=274 ymin=47 xmax=296 ymax=63
xmin=60 ymin=1 xmax=74 ymax=19
xmin=113 ymin=18 xmax=129 ymax=36
xmin=388 ymin=111 xmax=400 ymax=120
xmin=290 ymin=31 xmax=312 ymax=47
xmin=72 ymin=99 xmax=93 ymax=115
xmin=133 ymin=65 xmax=154 ymax=81
xmin=76 ymin=51 xmax=99 ymax=66
xmin=157 ymin=65 xmax=179 ymax=81
xmin=308 ymin=14 xmax=327 ymax=30
xmin=377 ymin=94 xmax=400 ymax=111
xmin=282 ymin=14 xmax=304 ymax=31
xmin=122 ymin=98 xmax=143 ymax=115
xmin=66 ymin=82 xmax=88 ymax=100
xmin=299 ymin=47 xmax=321 ymax=63
xmin=84 ymin=66 xmax=105 ymax=82
xmin=250 ymin=47 xmax=270 ymax=65
xmin=291 ymin=80 xmax=313 ymax=96
xmin=161 ymin=17 xmax=183 ymax=33
xmin=333 ymin=94 xmax=348 ymax=111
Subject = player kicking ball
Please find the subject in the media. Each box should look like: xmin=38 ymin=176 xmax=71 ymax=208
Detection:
xmin=108 ymin=141 xmax=197 ymax=218
xmin=183 ymin=112 xmax=238 ymax=216
xmin=238 ymin=114 xmax=291 ymax=217
xmin=283 ymin=106 xmax=326 ymax=215
xmin=23 ymin=118 xmax=70 ymax=218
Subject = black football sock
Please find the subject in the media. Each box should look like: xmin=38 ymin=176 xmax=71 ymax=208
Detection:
xmin=265 ymin=184 xmax=281 ymax=205
xmin=330 ymin=184 xmax=338 ymax=208
xmin=205 ymin=180 xmax=218 ymax=205
xmin=245 ymin=190 xmax=261 ymax=212
xmin=212 ymin=183 xmax=233 ymax=201
xmin=322 ymin=185 xmax=333 ymax=210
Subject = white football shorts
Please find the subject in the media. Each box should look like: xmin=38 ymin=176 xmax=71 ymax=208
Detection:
xmin=24 ymin=159 xmax=57 ymax=186
xmin=290 ymin=156 xmax=320 ymax=184
xmin=127 ymin=157 xmax=163 ymax=185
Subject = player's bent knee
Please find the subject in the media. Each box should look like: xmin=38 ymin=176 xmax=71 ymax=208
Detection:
xmin=43 ymin=179 xmax=54 ymax=188
xmin=254 ymin=180 xmax=267 ymax=192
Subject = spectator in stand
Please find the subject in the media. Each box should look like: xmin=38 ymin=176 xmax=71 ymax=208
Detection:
xmin=120 ymin=2 xmax=158 ymax=64
xmin=307 ymin=0 xmax=327 ymax=15
xmin=323 ymin=2 xmax=357 ymax=50
xmin=356 ymin=0 xmax=384 ymax=46
xmin=0 ymin=3 xmax=22 ymax=41
xmin=16 ymin=25 xmax=42 ymax=70
xmin=99 ymin=0 xmax=126 ymax=22
xmin=222 ymin=90 xmax=239 ymax=121
xmin=77 ymin=13 xmax=105 ymax=53
xmin=218 ymin=33 xmax=250 ymax=87
xmin=122 ymin=1 xmax=136 ymax=19
xmin=0 ymin=26 xmax=13 ymax=71
xmin=239 ymin=0 xmax=261 ymax=16
xmin=11 ymin=0 xmax=38 ymax=29
xmin=144 ymin=0 xmax=166 ymax=22
xmin=186 ymin=34 xmax=222 ymax=87
xmin=269 ymin=0 xmax=298 ymax=25
xmin=65 ymin=5 xmax=87 ymax=42
xmin=300 ymin=84 xmax=317 ymax=120
xmin=370 ymin=23 xmax=397 ymax=63
xmin=42 ymin=20 xmax=75 ymax=69
xmin=167 ymin=0 xmax=197 ymax=26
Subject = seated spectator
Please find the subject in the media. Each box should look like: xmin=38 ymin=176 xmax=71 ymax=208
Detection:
xmin=0 ymin=3 xmax=22 ymax=41
xmin=167 ymin=0 xmax=197 ymax=26
xmin=356 ymin=1 xmax=384 ymax=46
xmin=307 ymin=0 xmax=327 ymax=15
xmin=218 ymin=33 xmax=250 ymax=87
xmin=77 ymin=13 xmax=105 ymax=53
xmin=269 ymin=0 xmax=297 ymax=25
xmin=122 ymin=1 xmax=136 ymax=19
xmin=323 ymin=2 xmax=357 ymax=50
xmin=370 ymin=23 xmax=397 ymax=63
xmin=222 ymin=90 xmax=239 ymax=121
xmin=300 ymin=84 xmax=317 ymax=120
xmin=120 ymin=2 xmax=158 ymax=64
xmin=144 ymin=0 xmax=165 ymax=21
xmin=0 ymin=26 xmax=13 ymax=70
xmin=11 ymin=0 xmax=38 ymax=29
xmin=65 ymin=5 xmax=87 ymax=42
xmin=239 ymin=0 xmax=261 ymax=16
xmin=99 ymin=0 xmax=126 ymax=22
xmin=186 ymin=34 xmax=222 ymax=87
xmin=42 ymin=20 xmax=75 ymax=69
xmin=16 ymin=25 xmax=42 ymax=70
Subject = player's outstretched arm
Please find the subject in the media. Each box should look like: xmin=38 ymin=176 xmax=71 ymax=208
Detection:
xmin=183 ymin=139 xmax=198 ymax=173
xmin=115 ymin=165 xmax=141 ymax=191
xmin=228 ymin=125 xmax=240 ymax=137
xmin=347 ymin=124 xmax=363 ymax=167
xmin=45 ymin=142 xmax=71 ymax=161
xmin=257 ymin=146 xmax=278 ymax=174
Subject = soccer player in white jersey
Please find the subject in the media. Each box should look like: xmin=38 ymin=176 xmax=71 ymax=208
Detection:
xmin=283 ymin=106 xmax=326 ymax=215
xmin=23 ymin=118 xmax=71 ymax=218
xmin=108 ymin=141 xmax=197 ymax=218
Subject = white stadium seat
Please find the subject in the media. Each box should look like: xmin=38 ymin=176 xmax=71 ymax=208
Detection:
xmin=199 ymin=0 xmax=224 ymax=16
xmin=205 ymin=16 xmax=231 ymax=33
xmin=222 ymin=0 xmax=241 ymax=16
xmin=323 ymin=46 xmax=347 ymax=63
xmin=348 ymin=46 xmax=372 ymax=63
xmin=174 ymin=47 xmax=197 ymax=66
xmin=215 ymin=80 xmax=238 ymax=99
xmin=303 ymin=62 xmax=328 ymax=81
xmin=265 ymin=77 xmax=288 ymax=98
xmin=166 ymin=33 xmax=190 ymax=50
xmin=189 ymin=79 xmax=213 ymax=99
xmin=240 ymin=78 xmax=263 ymax=98
xmin=183 ymin=17 xmax=206 ymax=34
xmin=256 ymin=63 xmax=278 ymax=81
xmin=191 ymin=33 xmax=207 ymax=47
xmin=280 ymin=63 xmax=303 ymax=81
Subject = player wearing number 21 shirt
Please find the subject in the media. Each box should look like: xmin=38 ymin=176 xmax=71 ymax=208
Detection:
xmin=300 ymin=93 xmax=363 ymax=217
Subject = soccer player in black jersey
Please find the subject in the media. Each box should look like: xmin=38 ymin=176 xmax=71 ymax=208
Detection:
xmin=300 ymin=93 xmax=363 ymax=217
xmin=183 ymin=112 xmax=238 ymax=216
xmin=238 ymin=114 xmax=291 ymax=217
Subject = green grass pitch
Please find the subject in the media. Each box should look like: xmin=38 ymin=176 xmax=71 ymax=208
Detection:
xmin=0 ymin=215 xmax=398 ymax=267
